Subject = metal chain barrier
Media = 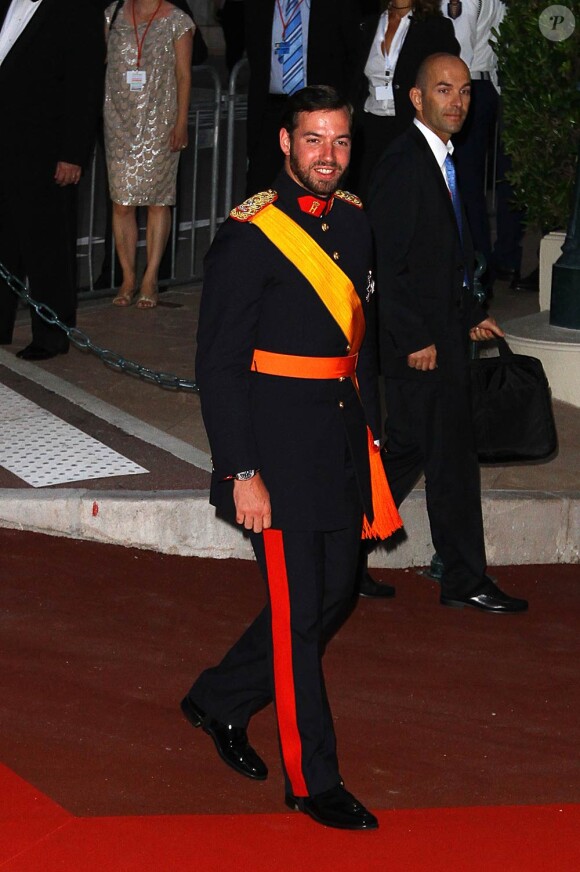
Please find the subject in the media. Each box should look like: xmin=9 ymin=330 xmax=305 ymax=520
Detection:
xmin=0 ymin=261 xmax=199 ymax=392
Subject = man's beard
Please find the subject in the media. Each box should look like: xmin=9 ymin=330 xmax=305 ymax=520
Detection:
xmin=289 ymin=153 xmax=346 ymax=196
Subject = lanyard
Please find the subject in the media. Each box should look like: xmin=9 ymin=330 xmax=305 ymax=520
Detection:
xmin=132 ymin=0 xmax=162 ymax=68
xmin=275 ymin=0 xmax=305 ymax=39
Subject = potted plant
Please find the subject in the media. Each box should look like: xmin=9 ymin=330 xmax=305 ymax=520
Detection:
xmin=493 ymin=0 xmax=579 ymax=234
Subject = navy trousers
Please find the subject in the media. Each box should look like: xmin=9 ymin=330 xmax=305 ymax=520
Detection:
xmin=188 ymin=522 xmax=362 ymax=797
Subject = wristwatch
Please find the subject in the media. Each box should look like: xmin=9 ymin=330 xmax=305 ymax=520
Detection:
xmin=234 ymin=469 xmax=258 ymax=481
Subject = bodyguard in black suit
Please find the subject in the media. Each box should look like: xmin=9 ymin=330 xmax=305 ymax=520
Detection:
xmin=182 ymin=86 xmax=401 ymax=830
xmin=244 ymin=0 xmax=361 ymax=192
xmin=367 ymin=53 xmax=527 ymax=613
xmin=0 ymin=0 xmax=104 ymax=359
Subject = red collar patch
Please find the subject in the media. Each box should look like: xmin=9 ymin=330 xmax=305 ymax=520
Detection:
xmin=297 ymin=195 xmax=334 ymax=217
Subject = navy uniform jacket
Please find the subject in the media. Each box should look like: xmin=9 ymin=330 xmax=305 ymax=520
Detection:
xmin=367 ymin=124 xmax=486 ymax=383
xmin=195 ymin=171 xmax=381 ymax=531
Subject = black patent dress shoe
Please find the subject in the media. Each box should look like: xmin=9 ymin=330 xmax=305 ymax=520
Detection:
xmin=440 ymin=579 xmax=528 ymax=613
xmin=286 ymin=785 xmax=378 ymax=830
xmin=180 ymin=695 xmax=268 ymax=780
xmin=16 ymin=343 xmax=68 ymax=361
xmin=358 ymin=571 xmax=396 ymax=598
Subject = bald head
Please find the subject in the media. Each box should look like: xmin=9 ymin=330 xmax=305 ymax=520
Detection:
xmin=410 ymin=54 xmax=471 ymax=143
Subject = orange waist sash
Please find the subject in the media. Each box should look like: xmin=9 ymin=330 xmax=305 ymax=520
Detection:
xmin=251 ymin=349 xmax=358 ymax=380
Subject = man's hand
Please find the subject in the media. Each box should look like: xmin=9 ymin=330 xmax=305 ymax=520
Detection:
xmin=469 ymin=317 xmax=505 ymax=342
xmin=407 ymin=344 xmax=437 ymax=371
xmin=54 ymin=162 xmax=82 ymax=186
xmin=233 ymin=473 xmax=272 ymax=534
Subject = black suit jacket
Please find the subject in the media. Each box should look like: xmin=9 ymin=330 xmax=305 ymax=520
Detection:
xmin=367 ymin=123 xmax=486 ymax=382
xmin=196 ymin=171 xmax=381 ymax=531
xmin=350 ymin=11 xmax=459 ymax=130
xmin=0 ymin=0 xmax=104 ymax=172
xmin=244 ymin=0 xmax=361 ymax=154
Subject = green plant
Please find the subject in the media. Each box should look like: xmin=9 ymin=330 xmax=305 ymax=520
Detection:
xmin=494 ymin=0 xmax=580 ymax=231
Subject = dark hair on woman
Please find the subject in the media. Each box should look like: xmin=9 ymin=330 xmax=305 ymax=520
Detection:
xmin=412 ymin=0 xmax=444 ymax=18
xmin=280 ymin=85 xmax=353 ymax=134
xmin=379 ymin=0 xmax=443 ymax=18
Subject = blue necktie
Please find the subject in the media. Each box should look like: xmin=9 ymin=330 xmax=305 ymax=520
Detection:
xmin=282 ymin=0 xmax=305 ymax=95
xmin=444 ymin=154 xmax=469 ymax=287
xmin=444 ymin=154 xmax=463 ymax=238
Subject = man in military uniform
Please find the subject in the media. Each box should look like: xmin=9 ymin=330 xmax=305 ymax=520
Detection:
xmin=181 ymin=85 xmax=400 ymax=830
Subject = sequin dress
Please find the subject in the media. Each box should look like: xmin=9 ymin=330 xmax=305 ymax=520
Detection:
xmin=104 ymin=5 xmax=193 ymax=206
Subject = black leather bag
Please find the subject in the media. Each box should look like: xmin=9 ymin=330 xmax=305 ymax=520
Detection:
xmin=470 ymin=337 xmax=558 ymax=463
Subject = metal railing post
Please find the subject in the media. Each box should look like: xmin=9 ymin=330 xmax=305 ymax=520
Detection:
xmin=224 ymin=58 xmax=249 ymax=216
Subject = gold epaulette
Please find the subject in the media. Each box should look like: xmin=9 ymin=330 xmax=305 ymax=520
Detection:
xmin=335 ymin=190 xmax=363 ymax=209
xmin=230 ymin=190 xmax=278 ymax=222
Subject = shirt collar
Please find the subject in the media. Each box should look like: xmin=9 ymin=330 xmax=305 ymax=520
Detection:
xmin=414 ymin=118 xmax=454 ymax=171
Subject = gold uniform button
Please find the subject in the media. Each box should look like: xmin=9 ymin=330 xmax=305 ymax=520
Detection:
xmin=338 ymin=376 xmax=345 ymax=382
xmin=321 ymin=223 xmax=329 ymax=232
xmin=346 ymin=344 xmax=351 ymax=353
xmin=332 ymin=251 xmax=340 ymax=261
xmin=338 ymin=401 xmax=345 ymax=409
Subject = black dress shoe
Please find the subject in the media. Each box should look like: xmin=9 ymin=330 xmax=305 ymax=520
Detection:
xmin=440 ymin=579 xmax=528 ymax=613
xmin=510 ymin=268 xmax=539 ymax=292
xmin=286 ymin=785 xmax=378 ymax=830
xmin=180 ymin=695 xmax=268 ymax=781
xmin=16 ymin=343 xmax=68 ymax=361
xmin=358 ymin=571 xmax=396 ymax=598
xmin=493 ymin=265 xmax=519 ymax=282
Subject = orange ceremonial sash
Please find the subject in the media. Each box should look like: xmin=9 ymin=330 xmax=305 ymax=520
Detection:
xmin=250 ymin=204 xmax=402 ymax=541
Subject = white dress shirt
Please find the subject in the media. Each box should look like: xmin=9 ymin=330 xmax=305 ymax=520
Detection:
xmin=364 ymin=10 xmax=412 ymax=116
xmin=413 ymin=118 xmax=454 ymax=190
xmin=0 ymin=0 xmax=45 ymax=66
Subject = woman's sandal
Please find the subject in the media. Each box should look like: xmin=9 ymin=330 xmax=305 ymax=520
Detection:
xmin=135 ymin=289 xmax=158 ymax=309
xmin=112 ymin=288 xmax=136 ymax=307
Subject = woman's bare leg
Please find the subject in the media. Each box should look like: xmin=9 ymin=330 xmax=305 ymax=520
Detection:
xmin=111 ymin=202 xmax=138 ymax=305
xmin=137 ymin=205 xmax=172 ymax=308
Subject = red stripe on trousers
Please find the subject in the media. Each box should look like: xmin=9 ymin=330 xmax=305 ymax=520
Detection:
xmin=263 ymin=528 xmax=308 ymax=797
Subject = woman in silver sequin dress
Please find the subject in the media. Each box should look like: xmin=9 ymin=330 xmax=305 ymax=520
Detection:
xmin=104 ymin=0 xmax=194 ymax=308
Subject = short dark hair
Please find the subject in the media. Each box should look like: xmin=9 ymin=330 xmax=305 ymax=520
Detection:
xmin=280 ymin=85 xmax=353 ymax=135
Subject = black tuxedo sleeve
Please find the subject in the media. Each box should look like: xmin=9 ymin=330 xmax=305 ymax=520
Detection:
xmin=367 ymin=149 xmax=435 ymax=358
xmin=434 ymin=15 xmax=461 ymax=57
xmin=58 ymin=2 xmax=105 ymax=167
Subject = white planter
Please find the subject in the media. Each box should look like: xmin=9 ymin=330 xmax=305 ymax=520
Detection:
xmin=539 ymin=231 xmax=566 ymax=311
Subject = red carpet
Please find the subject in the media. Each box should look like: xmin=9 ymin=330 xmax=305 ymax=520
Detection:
xmin=2 ymin=764 xmax=579 ymax=871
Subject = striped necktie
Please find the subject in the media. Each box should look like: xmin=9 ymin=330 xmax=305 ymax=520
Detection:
xmin=282 ymin=0 xmax=305 ymax=95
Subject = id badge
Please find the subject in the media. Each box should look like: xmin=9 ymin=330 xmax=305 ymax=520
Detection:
xmin=275 ymin=40 xmax=290 ymax=62
xmin=126 ymin=69 xmax=147 ymax=91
